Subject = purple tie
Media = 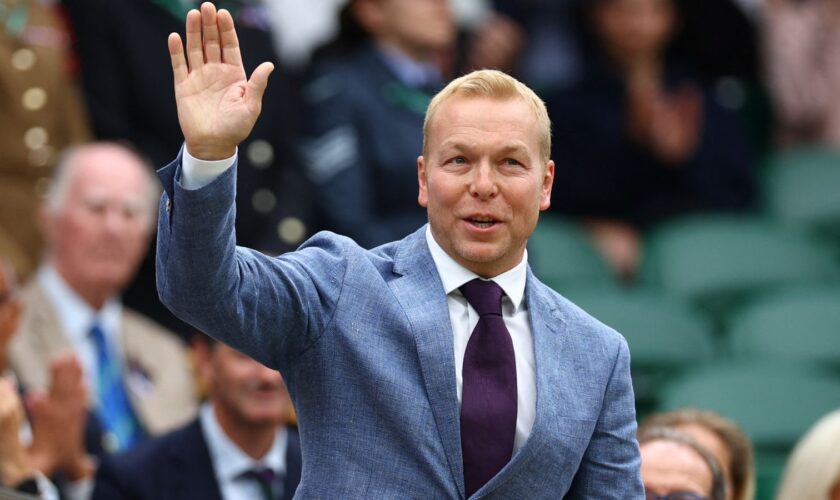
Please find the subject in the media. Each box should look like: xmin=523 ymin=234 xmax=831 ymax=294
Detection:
xmin=241 ymin=467 xmax=277 ymax=500
xmin=459 ymin=279 xmax=518 ymax=497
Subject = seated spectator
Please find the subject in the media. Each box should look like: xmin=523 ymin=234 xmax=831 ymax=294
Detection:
xmin=549 ymin=0 xmax=755 ymax=276
xmin=639 ymin=425 xmax=726 ymax=500
xmin=93 ymin=334 xmax=301 ymax=500
xmin=301 ymin=0 xmax=455 ymax=247
xmin=641 ymin=408 xmax=755 ymax=500
xmin=763 ymin=0 xmax=840 ymax=148
xmin=775 ymin=409 xmax=840 ymax=500
xmin=1 ymin=258 xmax=94 ymax=499
xmin=8 ymin=143 xmax=197 ymax=456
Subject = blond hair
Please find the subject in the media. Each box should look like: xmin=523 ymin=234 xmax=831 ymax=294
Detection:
xmin=423 ymin=69 xmax=552 ymax=164
xmin=775 ymin=409 xmax=840 ymax=500
xmin=641 ymin=409 xmax=756 ymax=500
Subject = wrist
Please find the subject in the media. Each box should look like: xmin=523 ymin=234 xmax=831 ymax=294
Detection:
xmin=61 ymin=453 xmax=95 ymax=481
xmin=26 ymin=448 xmax=57 ymax=477
xmin=185 ymin=141 xmax=236 ymax=161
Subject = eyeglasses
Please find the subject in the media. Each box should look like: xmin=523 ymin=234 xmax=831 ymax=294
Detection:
xmin=646 ymin=493 xmax=708 ymax=500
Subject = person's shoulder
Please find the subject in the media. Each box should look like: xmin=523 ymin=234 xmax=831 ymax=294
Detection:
xmin=121 ymin=308 xmax=187 ymax=351
xmin=96 ymin=419 xmax=201 ymax=492
xmin=304 ymin=45 xmax=388 ymax=103
xmin=528 ymin=276 xmax=627 ymax=350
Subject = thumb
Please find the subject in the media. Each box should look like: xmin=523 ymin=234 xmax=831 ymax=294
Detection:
xmin=24 ymin=391 xmax=46 ymax=415
xmin=247 ymin=61 xmax=275 ymax=105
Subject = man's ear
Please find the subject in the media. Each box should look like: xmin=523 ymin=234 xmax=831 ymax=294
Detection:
xmin=352 ymin=0 xmax=386 ymax=35
xmin=539 ymin=160 xmax=554 ymax=211
xmin=417 ymin=155 xmax=429 ymax=208
xmin=190 ymin=336 xmax=214 ymax=397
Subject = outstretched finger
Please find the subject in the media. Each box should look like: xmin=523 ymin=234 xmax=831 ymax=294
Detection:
xmin=168 ymin=33 xmax=188 ymax=83
xmin=185 ymin=9 xmax=204 ymax=70
xmin=201 ymin=2 xmax=221 ymax=63
xmin=247 ymin=62 xmax=275 ymax=105
xmin=217 ymin=8 xmax=242 ymax=66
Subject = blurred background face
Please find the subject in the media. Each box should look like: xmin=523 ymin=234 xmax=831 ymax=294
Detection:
xmin=641 ymin=440 xmax=714 ymax=498
xmin=200 ymin=343 xmax=289 ymax=427
xmin=676 ymin=423 xmax=734 ymax=500
xmin=44 ymin=145 xmax=153 ymax=301
xmin=593 ymin=0 xmax=675 ymax=64
xmin=355 ymin=0 xmax=455 ymax=60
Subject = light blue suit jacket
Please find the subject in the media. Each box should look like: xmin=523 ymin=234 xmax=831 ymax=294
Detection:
xmin=156 ymin=156 xmax=643 ymax=499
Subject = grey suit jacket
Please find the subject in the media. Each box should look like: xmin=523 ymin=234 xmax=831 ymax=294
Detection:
xmin=156 ymin=156 xmax=643 ymax=499
xmin=9 ymin=280 xmax=197 ymax=437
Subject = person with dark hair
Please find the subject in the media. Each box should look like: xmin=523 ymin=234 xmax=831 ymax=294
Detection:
xmin=641 ymin=408 xmax=755 ymax=500
xmin=300 ymin=0 xmax=455 ymax=248
xmin=93 ymin=334 xmax=301 ymax=500
xmin=639 ymin=426 xmax=727 ymax=500
xmin=549 ymin=0 xmax=755 ymax=277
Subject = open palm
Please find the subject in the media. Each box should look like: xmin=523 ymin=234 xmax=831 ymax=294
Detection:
xmin=168 ymin=3 xmax=273 ymax=160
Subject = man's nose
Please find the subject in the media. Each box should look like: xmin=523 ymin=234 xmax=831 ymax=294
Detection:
xmin=469 ymin=162 xmax=499 ymax=199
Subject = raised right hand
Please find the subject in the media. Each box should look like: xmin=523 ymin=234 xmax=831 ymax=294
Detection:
xmin=168 ymin=2 xmax=274 ymax=160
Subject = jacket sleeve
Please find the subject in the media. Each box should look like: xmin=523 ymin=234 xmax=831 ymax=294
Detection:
xmin=155 ymin=153 xmax=347 ymax=373
xmin=565 ymin=337 xmax=644 ymax=498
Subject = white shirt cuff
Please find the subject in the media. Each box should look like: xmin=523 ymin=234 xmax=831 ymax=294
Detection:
xmin=181 ymin=146 xmax=237 ymax=190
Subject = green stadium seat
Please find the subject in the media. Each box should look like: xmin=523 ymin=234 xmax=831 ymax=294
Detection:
xmin=762 ymin=147 xmax=840 ymax=243
xmin=658 ymin=361 xmax=840 ymax=451
xmin=529 ymin=215 xmax=615 ymax=291
xmin=639 ymin=215 xmax=839 ymax=323
xmin=728 ymin=287 xmax=840 ymax=368
xmin=567 ymin=288 xmax=716 ymax=415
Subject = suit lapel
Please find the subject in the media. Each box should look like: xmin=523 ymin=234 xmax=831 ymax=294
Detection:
xmin=13 ymin=283 xmax=74 ymax=390
xmin=474 ymin=269 xmax=567 ymax=497
xmin=389 ymin=227 xmax=465 ymax=499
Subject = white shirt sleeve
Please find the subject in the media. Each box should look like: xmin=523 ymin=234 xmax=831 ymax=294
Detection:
xmin=181 ymin=146 xmax=237 ymax=190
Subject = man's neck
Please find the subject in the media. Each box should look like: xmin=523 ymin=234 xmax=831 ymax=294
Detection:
xmin=52 ymin=261 xmax=110 ymax=310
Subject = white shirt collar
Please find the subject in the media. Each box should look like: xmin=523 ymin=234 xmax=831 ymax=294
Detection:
xmin=37 ymin=263 xmax=122 ymax=346
xmin=200 ymin=403 xmax=287 ymax=484
xmin=424 ymin=225 xmax=527 ymax=312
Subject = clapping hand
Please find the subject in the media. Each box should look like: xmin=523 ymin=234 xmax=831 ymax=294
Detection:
xmin=168 ymin=2 xmax=274 ymax=160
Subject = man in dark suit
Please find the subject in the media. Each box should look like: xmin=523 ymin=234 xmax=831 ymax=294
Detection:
xmin=92 ymin=335 xmax=301 ymax=500
xmin=155 ymin=3 xmax=642 ymax=497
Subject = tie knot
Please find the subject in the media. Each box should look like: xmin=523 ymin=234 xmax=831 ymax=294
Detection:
xmin=459 ymin=279 xmax=504 ymax=317
xmin=243 ymin=467 xmax=275 ymax=484
xmin=89 ymin=323 xmax=106 ymax=342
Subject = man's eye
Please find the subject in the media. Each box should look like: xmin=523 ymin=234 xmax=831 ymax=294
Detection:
xmin=452 ymin=157 xmax=466 ymax=164
xmin=504 ymin=158 xmax=521 ymax=166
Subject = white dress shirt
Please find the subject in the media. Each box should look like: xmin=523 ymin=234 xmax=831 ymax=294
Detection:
xmin=424 ymin=227 xmax=536 ymax=453
xmin=200 ymin=403 xmax=288 ymax=500
xmin=37 ymin=264 xmax=124 ymax=394
xmin=182 ymin=150 xmax=537 ymax=451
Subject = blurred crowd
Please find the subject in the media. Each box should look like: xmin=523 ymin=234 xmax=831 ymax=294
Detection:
xmin=1 ymin=0 xmax=840 ymax=498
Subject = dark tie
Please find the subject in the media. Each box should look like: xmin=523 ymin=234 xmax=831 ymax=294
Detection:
xmin=88 ymin=323 xmax=142 ymax=451
xmin=242 ymin=467 xmax=278 ymax=500
xmin=459 ymin=279 xmax=518 ymax=497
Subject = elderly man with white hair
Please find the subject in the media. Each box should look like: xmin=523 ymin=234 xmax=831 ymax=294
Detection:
xmin=9 ymin=142 xmax=197 ymax=461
